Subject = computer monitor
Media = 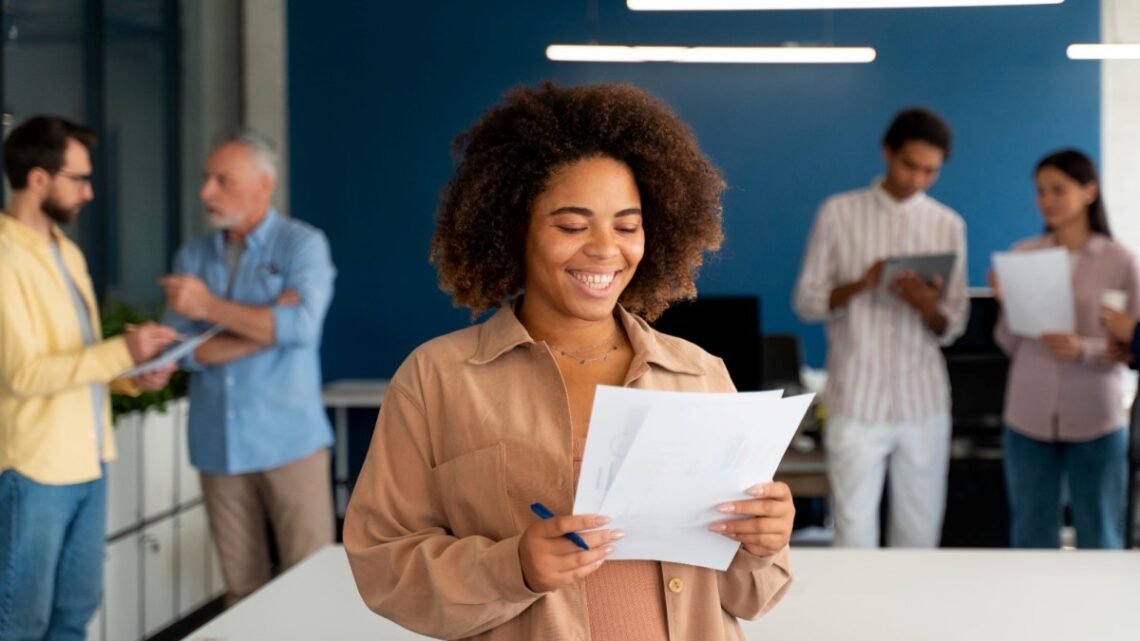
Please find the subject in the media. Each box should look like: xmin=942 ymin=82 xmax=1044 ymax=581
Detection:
xmin=651 ymin=296 xmax=762 ymax=391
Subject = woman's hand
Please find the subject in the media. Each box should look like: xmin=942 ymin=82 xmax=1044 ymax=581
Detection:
xmin=1108 ymin=339 xmax=1133 ymax=364
xmin=1100 ymin=307 xmax=1138 ymax=343
xmin=1040 ymin=332 xmax=1083 ymax=361
xmin=709 ymin=482 xmax=794 ymax=557
xmin=518 ymin=514 xmax=619 ymax=593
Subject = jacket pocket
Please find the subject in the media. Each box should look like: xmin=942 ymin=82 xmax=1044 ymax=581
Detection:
xmin=431 ymin=442 xmax=517 ymax=541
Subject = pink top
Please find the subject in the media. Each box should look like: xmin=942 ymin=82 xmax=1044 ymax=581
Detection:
xmin=995 ymin=233 xmax=1140 ymax=442
xmin=573 ymin=448 xmax=669 ymax=641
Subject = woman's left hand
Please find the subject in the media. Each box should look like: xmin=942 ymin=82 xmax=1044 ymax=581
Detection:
xmin=1039 ymin=332 xmax=1083 ymax=361
xmin=709 ymin=482 xmax=794 ymax=557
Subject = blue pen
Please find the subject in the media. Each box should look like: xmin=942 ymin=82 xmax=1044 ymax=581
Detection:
xmin=530 ymin=502 xmax=590 ymax=551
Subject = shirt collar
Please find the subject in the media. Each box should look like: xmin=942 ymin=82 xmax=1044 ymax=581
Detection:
xmin=871 ymin=177 xmax=926 ymax=211
xmin=1043 ymin=231 xmax=1109 ymax=256
xmin=469 ymin=300 xmax=705 ymax=376
xmin=211 ymin=207 xmax=280 ymax=254
xmin=0 ymin=212 xmax=67 ymax=251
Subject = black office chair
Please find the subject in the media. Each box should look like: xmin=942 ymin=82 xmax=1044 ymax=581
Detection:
xmin=760 ymin=333 xmax=805 ymax=394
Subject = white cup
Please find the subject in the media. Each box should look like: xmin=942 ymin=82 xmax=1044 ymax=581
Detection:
xmin=1102 ymin=289 xmax=1127 ymax=312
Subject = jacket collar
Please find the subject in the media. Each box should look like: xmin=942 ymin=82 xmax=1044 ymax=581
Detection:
xmin=469 ymin=300 xmax=705 ymax=377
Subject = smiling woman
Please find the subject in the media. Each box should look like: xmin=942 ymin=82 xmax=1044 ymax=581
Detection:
xmin=343 ymin=81 xmax=795 ymax=641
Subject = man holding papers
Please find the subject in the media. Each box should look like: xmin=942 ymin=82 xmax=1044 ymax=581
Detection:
xmin=161 ymin=129 xmax=337 ymax=604
xmin=0 ymin=116 xmax=177 ymax=639
xmin=794 ymin=108 xmax=969 ymax=548
xmin=345 ymin=82 xmax=793 ymax=641
xmin=992 ymin=149 xmax=1138 ymax=549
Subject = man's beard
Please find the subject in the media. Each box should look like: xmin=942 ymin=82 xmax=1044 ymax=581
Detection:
xmin=42 ymin=196 xmax=79 ymax=225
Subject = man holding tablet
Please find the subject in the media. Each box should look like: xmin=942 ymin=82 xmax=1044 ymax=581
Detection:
xmin=793 ymin=107 xmax=969 ymax=548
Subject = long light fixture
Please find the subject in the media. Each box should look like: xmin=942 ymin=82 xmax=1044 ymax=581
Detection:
xmin=545 ymin=44 xmax=876 ymax=64
xmin=1067 ymin=44 xmax=1140 ymax=60
xmin=627 ymin=0 xmax=1062 ymax=9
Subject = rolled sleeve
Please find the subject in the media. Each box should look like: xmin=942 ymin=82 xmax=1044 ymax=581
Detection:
xmin=717 ymin=545 xmax=793 ymax=620
xmin=0 ymin=263 xmax=134 ymax=397
xmin=272 ymin=231 xmax=335 ymax=348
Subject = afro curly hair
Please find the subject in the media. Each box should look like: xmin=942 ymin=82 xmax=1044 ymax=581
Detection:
xmin=429 ymin=81 xmax=725 ymax=321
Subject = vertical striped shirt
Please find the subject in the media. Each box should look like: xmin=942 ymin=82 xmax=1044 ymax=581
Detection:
xmin=794 ymin=182 xmax=969 ymax=424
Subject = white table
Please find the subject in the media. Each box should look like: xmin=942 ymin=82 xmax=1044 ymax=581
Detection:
xmin=322 ymin=379 xmax=389 ymax=516
xmin=185 ymin=544 xmax=1139 ymax=641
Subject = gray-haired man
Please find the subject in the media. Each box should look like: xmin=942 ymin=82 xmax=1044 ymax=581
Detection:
xmin=161 ymin=129 xmax=337 ymax=604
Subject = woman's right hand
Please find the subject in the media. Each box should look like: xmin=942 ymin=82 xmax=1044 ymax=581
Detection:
xmin=518 ymin=514 xmax=620 ymax=593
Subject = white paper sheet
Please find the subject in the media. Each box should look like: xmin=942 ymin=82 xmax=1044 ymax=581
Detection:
xmin=992 ymin=248 xmax=1075 ymax=337
xmin=119 ymin=324 xmax=224 ymax=379
xmin=573 ymin=386 xmax=783 ymax=516
xmin=575 ymin=387 xmax=813 ymax=570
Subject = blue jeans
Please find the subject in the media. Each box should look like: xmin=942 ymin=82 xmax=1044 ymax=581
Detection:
xmin=1003 ymin=427 xmax=1127 ymax=549
xmin=0 ymin=467 xmax=106 ymax=641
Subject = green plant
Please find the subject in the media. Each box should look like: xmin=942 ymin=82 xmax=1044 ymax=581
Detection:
xmin=101 ymin=299 xmax=188 ymax=421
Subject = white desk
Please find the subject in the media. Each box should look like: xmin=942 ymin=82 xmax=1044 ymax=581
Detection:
xmin=185 ymin=544 xmax=1139 ymax=641
xmin=322 ymin=379 xmax=389 ymax=516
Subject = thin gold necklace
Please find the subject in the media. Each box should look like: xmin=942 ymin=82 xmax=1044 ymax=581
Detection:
xmin=549 ymin=325 xmax=623 ymax=365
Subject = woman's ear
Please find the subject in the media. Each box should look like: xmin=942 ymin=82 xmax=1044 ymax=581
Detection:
xmin=1084 ymin=180 xmax=1099 ymax=206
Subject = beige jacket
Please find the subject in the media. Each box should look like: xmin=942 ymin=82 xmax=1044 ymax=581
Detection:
xmin=344 ymin=304 xmax=792 ymax=640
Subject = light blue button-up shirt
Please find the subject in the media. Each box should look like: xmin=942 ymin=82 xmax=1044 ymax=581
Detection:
xmin=162 ymin=209 xmax=335 ymax=475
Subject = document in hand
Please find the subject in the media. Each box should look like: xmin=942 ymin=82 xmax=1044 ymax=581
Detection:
xmin=119 ymin=324 xmax=224 ymax=379
xmin=573 ymin=386 xmax=813 ymax=570
xmin=992 ymin=248 xmax=1075 ymax=337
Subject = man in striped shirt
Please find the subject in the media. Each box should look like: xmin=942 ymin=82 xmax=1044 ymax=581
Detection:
xmin=794 ymin=108 xmax=969 ymax=548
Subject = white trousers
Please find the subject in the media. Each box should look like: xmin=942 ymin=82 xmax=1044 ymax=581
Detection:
xmin=825 ymin=411 xmax=951 ymax=547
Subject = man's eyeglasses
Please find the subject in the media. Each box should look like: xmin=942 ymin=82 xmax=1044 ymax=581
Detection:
xmin=55 ymin=170 xmax=93 ymax=187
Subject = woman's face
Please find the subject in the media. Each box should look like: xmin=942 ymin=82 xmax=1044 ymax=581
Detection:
xmin=1036 ymin=165 xmax=1096 ymax=232
xmin=522 ymin=155 xmax=645 ymax=326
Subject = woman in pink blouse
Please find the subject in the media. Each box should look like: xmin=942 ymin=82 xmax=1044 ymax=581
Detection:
xmin=993 ymin=149 xmax=1138 ymax=549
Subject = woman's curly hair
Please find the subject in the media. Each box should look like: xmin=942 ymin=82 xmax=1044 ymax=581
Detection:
xmin=429 ymin=81 xmax=725 ymax=321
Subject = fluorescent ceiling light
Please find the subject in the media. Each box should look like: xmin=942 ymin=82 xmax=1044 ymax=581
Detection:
xmin=1067 ymin=44 xmax=1140 ymax=60
xmin=545 ymin=45 xmax=876 ymax=64
xmin=628 ymin=0 xmax=1062 ymax=9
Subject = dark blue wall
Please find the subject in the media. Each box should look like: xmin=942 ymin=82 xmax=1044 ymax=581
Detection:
xmin=288 ymin=1 xmax=1099 ymax=376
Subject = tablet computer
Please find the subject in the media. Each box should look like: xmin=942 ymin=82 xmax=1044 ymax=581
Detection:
xmin=877 ymin=253 xmax=956 ymax=300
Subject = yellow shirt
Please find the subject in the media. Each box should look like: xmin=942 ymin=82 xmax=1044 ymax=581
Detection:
xmin=344 ymin=303 xmax=792 ymax=641
xmin=0 ymin=213 xmax=133 ymax=484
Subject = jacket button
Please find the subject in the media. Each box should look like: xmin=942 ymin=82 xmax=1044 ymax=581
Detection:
xmin=667 ymin=577 xmax=684 ymax=593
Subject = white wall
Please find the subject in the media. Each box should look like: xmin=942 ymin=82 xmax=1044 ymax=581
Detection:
xmin=1102 ymin=0 xmax=1140 ymax=254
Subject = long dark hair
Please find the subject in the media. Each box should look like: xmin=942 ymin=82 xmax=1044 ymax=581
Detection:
xmin=1036 ymin=148 xmax=1111 ymax=237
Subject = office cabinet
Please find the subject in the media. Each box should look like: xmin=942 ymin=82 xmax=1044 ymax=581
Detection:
xmin=86 ymin=598 xmax=104 ymax=641
xmin=102 ymin=399 xmax=225 ymax=640
xmin=104 ymin=534 xmax=142 ymax=641
xmin=176 ymin=403 xmax=201 ymax=506
xmin=142 ymin=403 xmax=178 ymax=520
xmin=178 ymin=504 xmax=212 ymax=616
xmin=106 ymin=412 xmax=141 ymax=536
xmin=143 ymin=519 xmax=177 ymax=635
